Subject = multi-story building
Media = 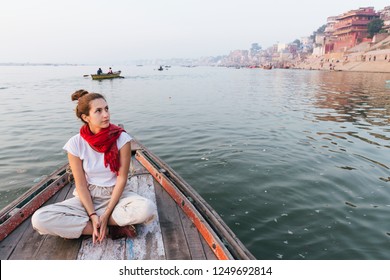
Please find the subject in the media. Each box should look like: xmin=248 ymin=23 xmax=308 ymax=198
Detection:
xmin=332 ymin=7 xmax=379 ymax=52
xmin=324 ymin=16 xmax=337 ymax=37
xmin=380 ymin=6 xmax=390 ymax=32
xmin=323 ymin=16 xmax=338 ymax=53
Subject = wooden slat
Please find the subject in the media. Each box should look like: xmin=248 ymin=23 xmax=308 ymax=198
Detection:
xmin=200 ymin=236 xmax=218 ymax=260
xmin=0 ymin=217 xmax=31 ymax=259
xmin=77 ymin=238 xmax=126 ymax=260
xmin=128 ymin=174 xmax=165 ymax=260
xmin=177 ymin=207 xmax=207 ymax=260
xmin=33 ymin=235 xmax=81 ymax=260
xmin=63 ymin=185 xmax=76 ymax=200
xmin=154 ymin=176 xmax=215 ymax=260
xmin=154 ymin=181 xmax=191 ymax=259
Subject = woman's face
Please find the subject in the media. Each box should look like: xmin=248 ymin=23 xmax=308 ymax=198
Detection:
xmin=83 ymin=98 xmax=110 ymax=134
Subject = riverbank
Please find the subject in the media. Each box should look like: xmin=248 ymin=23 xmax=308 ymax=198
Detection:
xmin=294 ymin=52 xmax=390 ymax=73
xmin=294 ymin=35 xmax=390 ymax=73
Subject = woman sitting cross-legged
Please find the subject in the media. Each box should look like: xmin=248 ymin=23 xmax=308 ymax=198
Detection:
xmin=32 ymin=89 xmax=156 ymax=243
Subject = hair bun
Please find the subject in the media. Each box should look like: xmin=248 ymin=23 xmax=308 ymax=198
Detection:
xmin=71 ymin=89 xmax=89 ymax=101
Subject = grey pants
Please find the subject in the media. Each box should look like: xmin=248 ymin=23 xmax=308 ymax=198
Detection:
xmin=31 ymin=183 xmax=156 ymax=239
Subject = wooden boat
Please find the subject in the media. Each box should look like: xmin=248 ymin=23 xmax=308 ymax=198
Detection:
xmin=0 ymin=137 xmax=255 ymax=260
xmin=263 ymin=65 xmax=272 ymax=70
xmin=91 ymin=71 xmax=122 ymax=80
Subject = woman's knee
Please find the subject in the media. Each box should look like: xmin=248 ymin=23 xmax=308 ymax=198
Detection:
xmin=31 ymin=208 xmax=47 ymax=232
xmin=141 ymin=199 xmax=157 ymax=223
xmin=116 ymin=197 xmax=156 ymax=225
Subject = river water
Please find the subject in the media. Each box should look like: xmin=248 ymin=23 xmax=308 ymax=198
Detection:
xmin=1 ymin=65 xmax=390 ymax=259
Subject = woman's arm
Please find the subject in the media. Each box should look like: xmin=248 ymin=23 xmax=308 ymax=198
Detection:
xmin=98 ymin=141 xmax=131 ymax=241
xmin=67 ymin=153 xmax=100 ymax=242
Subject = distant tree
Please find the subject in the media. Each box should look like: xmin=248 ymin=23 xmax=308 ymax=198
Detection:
xmin=250 ymin=43 xmax=262 ymax=53
xmin=310 ymin=24 xmax=326 ymax=40
xmin=292 ymin=39 xmax=301 ymax=48
xmin=316 ymin=24 xmax=326 ymax=34
xmin=367 ymin=18 xmax=384 ymax=38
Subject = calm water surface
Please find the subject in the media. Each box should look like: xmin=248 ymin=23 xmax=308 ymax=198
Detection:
xmin=1 ymin=65 xmax=390 ymax=259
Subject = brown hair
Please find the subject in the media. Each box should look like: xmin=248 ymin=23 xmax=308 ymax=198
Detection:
xmin=71 ymin=89 xmax=106 ymax=123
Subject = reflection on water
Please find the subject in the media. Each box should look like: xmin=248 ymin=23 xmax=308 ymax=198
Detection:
xmin=1 ymin=66 xmax=390 ymax=259
xmin=305 ymin=72 xmax=390 ymax=188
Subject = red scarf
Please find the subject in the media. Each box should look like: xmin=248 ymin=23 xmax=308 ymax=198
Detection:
xmin=80 ymin=123 xmax=125 ymax=175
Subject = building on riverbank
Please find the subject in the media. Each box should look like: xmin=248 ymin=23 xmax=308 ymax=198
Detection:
xmin=332 ymin=7 xmax=379 ymax=53
xmin=294 ymin=6 xmax=390 ymax=73
xmin=294 ymin=33 xmax=390 ymax=73
xmin=381 ymin=6 xmax=390 ymax=32
xmin=196 ymin=6 xmax=390 ymax=72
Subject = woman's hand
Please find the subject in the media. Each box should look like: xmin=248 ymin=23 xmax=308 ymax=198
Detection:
xmin=90 ymin=215 xmax=101 ymax=244
xmin=97 ymin=211 xmax=110 ymax=242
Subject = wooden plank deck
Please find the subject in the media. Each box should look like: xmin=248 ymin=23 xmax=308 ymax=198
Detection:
xmin=0 ymin=155 xmax=217 ymax=260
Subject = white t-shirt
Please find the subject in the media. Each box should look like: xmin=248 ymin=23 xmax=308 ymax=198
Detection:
xmin=63 ymin=132 xmax=132 ymax=186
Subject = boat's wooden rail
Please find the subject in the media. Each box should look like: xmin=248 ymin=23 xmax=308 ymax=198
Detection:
xmin=0 ymin=164 xmax=71 ymax=241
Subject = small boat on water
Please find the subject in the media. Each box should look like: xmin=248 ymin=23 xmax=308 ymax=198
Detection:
xmin=263 ymin=65 xmax=272 ymax=70
xmin=91 ymin=71 xmax=122 ymax=80
xmin=0 ymin=136 xmax=255 ymax=260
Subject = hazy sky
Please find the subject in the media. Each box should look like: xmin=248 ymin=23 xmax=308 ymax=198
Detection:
xmin=1 ymin=0 xmax=389 ymax=64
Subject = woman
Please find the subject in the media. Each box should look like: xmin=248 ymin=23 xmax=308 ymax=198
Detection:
xmin=32 ymin=89 xmax=156 ymax=243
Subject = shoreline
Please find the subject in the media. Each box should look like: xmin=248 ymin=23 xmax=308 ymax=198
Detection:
xmin=293 ymin=53 xmax=390 ymax=74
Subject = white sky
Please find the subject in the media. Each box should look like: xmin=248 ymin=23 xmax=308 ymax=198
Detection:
xmin=1 ymin=0 xmax=389 ymax=64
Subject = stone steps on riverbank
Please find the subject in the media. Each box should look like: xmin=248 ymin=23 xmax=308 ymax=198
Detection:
xmin=295 ymin=57 xmax=390 ymax=73
xmin=342 ymin=61 xmax=390 ymax=72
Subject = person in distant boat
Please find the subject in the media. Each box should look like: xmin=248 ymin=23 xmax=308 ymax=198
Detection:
xmin=107 ymin=67 xmax=113 ymax=74
xmin=97 ymin=68 xmax=103 ymax=75
xmin=32 ymin=89 xmax=156 ymax=243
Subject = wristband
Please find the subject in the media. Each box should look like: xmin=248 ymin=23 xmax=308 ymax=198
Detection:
xmin=88 ymin=212 xmax=97 ymax=218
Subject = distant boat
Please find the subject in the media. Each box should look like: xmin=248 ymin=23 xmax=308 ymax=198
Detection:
xmin=158 ymin=66 xmax=163 ymax=71
xmin=263 ymin=65 xmax=272 ymax=70
xmin=91 ymin=71 xmax=122 ymax=80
